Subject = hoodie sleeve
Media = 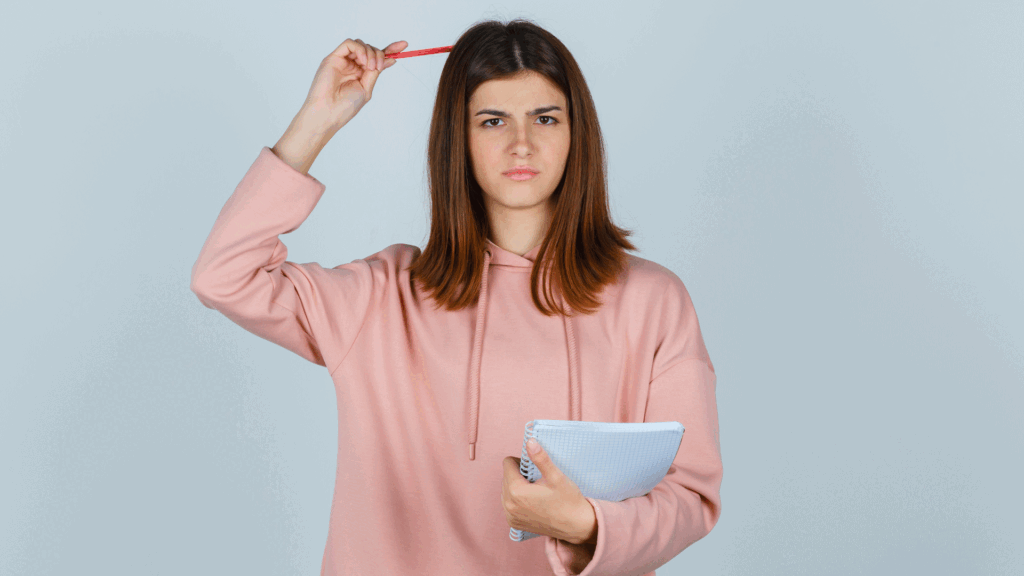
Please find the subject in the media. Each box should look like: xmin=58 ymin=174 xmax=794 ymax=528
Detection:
xmin=189 ymin=146 xmax=375 ymax=374
xmin=545 ymin=268 xmax=723 ymax=576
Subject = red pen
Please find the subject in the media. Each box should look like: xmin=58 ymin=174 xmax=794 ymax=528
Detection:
xmin=385 ymin=45 xmax=453 ymax=59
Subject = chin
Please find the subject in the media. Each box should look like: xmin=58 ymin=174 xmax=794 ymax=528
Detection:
xmin=496 ymin=186 xmax=554 ymax=205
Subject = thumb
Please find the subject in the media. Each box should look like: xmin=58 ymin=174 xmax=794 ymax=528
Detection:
xmin=360 ymin=58 xmax=397 ymax=99
xmin=359 ymin=66 xmax=383 ymax=100
xmin=526 ymin=439 xmax=557 ymax=478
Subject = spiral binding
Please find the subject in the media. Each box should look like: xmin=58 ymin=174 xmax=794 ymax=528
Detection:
xmin=510 ymin=421 xmax=543 ymax=541
xmin=508 ymin=419 xmax=684 ymax=542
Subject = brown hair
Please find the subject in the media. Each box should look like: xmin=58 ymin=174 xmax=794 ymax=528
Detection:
xmin=408 ymin=18 xmax=637 ymax=317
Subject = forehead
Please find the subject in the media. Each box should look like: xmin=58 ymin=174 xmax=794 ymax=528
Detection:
xmin=469 ymin=71 xmax=566 ymax=109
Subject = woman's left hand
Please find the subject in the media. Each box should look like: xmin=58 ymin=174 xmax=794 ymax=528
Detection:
xmin=501 ymin=439 xmax=595 ymax=544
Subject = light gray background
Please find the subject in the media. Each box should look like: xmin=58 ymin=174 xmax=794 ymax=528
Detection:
xmin=2 ymin=1 xmax=1021 ymax=575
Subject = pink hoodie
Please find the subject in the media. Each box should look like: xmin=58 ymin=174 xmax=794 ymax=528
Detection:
xmin=190 ymin=146 xmax=723 ymax=576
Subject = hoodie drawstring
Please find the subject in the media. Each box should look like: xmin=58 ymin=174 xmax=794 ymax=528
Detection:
xmin=467 ymin=248 xmax=580 ymax=461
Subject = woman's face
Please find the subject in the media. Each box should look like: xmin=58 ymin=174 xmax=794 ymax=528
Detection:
xmin=467 ymin=71 xmax=571 ymax=225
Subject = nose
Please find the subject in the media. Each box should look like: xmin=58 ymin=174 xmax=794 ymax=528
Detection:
xmin=508 ymin=122 xmax=535 ymax=156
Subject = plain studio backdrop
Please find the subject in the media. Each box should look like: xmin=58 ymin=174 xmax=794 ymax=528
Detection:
xmin=1 ymin=1 xmax=1021 ymax=574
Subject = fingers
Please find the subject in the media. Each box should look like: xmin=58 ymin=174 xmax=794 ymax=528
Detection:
xmin=326 ymin=38 xmax=370 ymax=69
xmin=359 ymin=43 xmax=384 ymax=98
xmin=355 ymin=38 xmax=373 ymax=70
xmin=369 ymin=43 xmax=384 ymax=71
xmin=329 ymin=38 xmax=407 ymax=70
xmin=328 ymin=38 xmax=361 ymax=64
xmin=383 ymin=40 xmax=409 ymax=57
xmin=367 ymin=41 xmax=406 ymax=69
xmin=382 ymin=41 xmax=407 ymax=69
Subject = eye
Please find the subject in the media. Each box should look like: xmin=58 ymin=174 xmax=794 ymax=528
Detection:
xmin=480 ymin=116 xmax=560 ymax=128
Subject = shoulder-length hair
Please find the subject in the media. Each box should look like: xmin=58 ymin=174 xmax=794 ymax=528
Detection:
xmin=408 ymin=18 xmax=637 ymax=317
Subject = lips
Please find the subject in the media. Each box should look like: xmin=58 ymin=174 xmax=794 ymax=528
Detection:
xmin=503 ymin=167 xmax=539 ymax=175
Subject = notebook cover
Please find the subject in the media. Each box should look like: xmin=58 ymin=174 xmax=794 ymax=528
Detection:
xmin=509 ymin=419 xmax=684 ymax=542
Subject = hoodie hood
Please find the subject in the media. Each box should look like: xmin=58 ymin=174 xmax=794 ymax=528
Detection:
xmin=466 ymin=239 xmax=581 ymax=460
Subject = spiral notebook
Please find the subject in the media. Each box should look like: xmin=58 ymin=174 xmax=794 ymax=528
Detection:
xmin=509 ymin=419 xmax=685 ymax=542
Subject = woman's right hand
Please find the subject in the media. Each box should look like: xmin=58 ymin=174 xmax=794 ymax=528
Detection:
xmin=300 ymin=38 xmax=408 ymax=132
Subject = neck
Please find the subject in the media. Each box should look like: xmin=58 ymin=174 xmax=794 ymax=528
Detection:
xmin=487 ymin=198 xmax=555 ymax=256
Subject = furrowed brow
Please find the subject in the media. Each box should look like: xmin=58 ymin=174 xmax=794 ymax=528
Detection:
xmin=474 ymin=105 xmax=563 ymax=117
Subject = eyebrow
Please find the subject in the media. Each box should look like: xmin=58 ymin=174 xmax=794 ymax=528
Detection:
xmin=473 ymin=105 xmax=563 ymax=117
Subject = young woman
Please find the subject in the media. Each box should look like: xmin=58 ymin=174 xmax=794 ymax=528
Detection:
xmin=191 ymin=19 xmax=722 ymax=576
